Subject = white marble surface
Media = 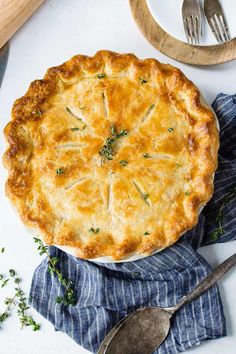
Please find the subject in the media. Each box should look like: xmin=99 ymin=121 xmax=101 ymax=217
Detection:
xmin=0 ymin=1 xmax=236 ymax=353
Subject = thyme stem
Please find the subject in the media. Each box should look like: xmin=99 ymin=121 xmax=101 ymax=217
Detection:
xmin=34 ymin=238 xmax=76 ymax=305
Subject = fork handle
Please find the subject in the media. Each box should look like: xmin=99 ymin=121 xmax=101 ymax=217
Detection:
xmin=167 ymin=253 xmax=236 ymax=314
xmin=0 ymin=0 xmax=44 ymax=48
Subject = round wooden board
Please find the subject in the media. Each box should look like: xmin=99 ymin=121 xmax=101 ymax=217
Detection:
xmin=129 ymin=0 xmax=236 ymax=65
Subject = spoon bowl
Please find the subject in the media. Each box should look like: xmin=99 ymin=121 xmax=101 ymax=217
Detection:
xmin=104 ymin=307 xmax=172 ymax=354
xmin=98 ymin=253 xmax=236 ymax=354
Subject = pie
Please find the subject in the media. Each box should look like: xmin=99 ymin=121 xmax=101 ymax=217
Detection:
xmin=3 ymin=51 xmax=219 ymax=260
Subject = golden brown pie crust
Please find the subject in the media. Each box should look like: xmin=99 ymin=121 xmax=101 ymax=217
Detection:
xmin=3 ymin=50 xmax=219 ymax=260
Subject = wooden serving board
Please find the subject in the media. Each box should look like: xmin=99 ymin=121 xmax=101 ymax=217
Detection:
xmin=0 ymin=0 xmax=44 ymax=49
xmin=129 ymin=0 xmax=236 ymax=65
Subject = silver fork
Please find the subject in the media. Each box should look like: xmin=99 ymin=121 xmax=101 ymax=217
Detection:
xmin=182 ymin=0 xmax=202 ymax=45
xmin=204 ymin=0 xmax=231 ymax=44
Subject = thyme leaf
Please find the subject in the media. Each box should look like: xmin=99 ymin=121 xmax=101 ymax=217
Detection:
xmin=1 ymin=278 xmax=9 ymax=288
xmin=34 ymin=109 xmax=42 ymax=117
xmin=168 ymin=127 xmax=174 ymax=132
xmin=133 ymin=272 xmax=141 ymax=277
xmin=143 ymin=193 xmax=150 ymax=202
xmin=143 ymin=153 xmax=151 ymax=158
xmin=56 ymin=168 xmax=64 ymax=175
xmin=66 ymin=107 xmax=73 ymax=115
xmin=97 ymin=73 xmax=106 ymax=79
xmin=149 ymin=104 xmax=155 ymax=111
xmin=115 ymin=130 xmax=128 ymax=138
xmin=139 ymin=77 xmax=147 ymax=84
xmin=89 ymin=227 xmax=100 ymax=234
xmin=66 ymin=107 xmax=82 ymax=121
xmin=111 ymin=125 xmax=117 ymax=135
xmin=119 ymin=160 xmax=128 ymax=167
xmin=144 ymin=231 xmax=150 ymax=235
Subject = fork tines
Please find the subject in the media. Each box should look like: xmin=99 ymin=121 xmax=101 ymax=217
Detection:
xmin=204 ymin=0 xmax=231 ymax=44
xmin=182 ymin=0 xmax=202 ymax=45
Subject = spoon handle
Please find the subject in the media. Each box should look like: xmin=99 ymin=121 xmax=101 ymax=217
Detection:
xmin=169 ymin=253 xmax=236 ymax=313
xmin=186 ymin=253 xmax=236 ymax=303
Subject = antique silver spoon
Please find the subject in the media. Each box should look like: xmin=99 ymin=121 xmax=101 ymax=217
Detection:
xmin=98 ymin=253 xmax=236 ymax=354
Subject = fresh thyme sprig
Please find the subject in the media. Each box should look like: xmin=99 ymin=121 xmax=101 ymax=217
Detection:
xmin=11 ymin=270 xmax=40 ymax=331
xmin=0 ymin=269 xmax=40 ymax=331
xmin=211 ymin=186 xmax=236 ymax=240
xmin=99 ymin=125 xmax=128 ymax=163
xmin=34 ymin=238 xmax=76 ymax=306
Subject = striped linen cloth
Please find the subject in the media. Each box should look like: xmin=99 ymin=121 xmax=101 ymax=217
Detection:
xmin=29 ymin=93 xmax=236 ymax=354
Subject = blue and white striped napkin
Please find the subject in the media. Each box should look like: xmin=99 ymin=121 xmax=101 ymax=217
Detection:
xmin=30 ymin=93 xmax=236 ymax=354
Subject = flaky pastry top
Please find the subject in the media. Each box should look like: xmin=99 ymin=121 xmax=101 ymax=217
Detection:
xmin=3 ymin=51 xmax=219 ymax=260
